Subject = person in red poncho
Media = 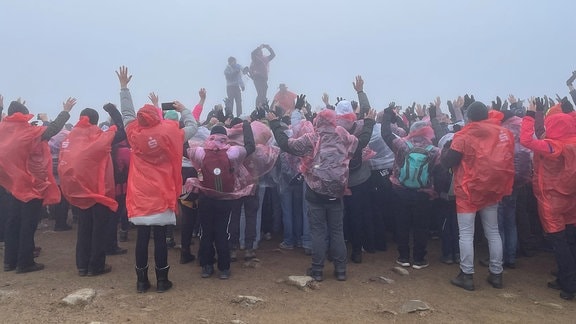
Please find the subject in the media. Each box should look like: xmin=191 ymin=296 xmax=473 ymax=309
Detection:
xmin=520 ymin=98 xmax=576 ymax=300
xmin=442 ymin=101 xmax=514 ymax=291
xmin=0 ymin=98 xmax=75 ymax=273
xmin=58 ymin=105 xmax=125 ymax=277
xmin=116 ymin=66 xmax=198 ymax=293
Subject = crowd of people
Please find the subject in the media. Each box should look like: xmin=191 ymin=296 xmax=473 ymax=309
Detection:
xmin=1 ymin=45 xmax=576 ymax=301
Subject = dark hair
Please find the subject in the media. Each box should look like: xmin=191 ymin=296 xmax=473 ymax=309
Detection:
xmin=80 ymin=108 xmax=100 ymax=125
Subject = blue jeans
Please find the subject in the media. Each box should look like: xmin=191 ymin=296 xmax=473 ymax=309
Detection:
xmin=498 ymin=191 xmax=518 ymax=265
xmin=308 ymin=199 xmax=347 ymax=273
xmin=280 ymin=182 xmax=304 ymax=247
xmin=457 ymin=204 xmax=503 ymax=275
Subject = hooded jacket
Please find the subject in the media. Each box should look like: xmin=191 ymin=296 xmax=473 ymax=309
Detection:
xmin=450 ymin=119 xmax=515 ymax=213
xmin=58 ymin=116 xmax=118 ymax=211
xmin=520 ymin=111 xmax=576 ymax=233
xmin=0 ymin=112 xmax=60 ymax=205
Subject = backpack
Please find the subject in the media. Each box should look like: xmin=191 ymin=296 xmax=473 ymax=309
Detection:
xmin=201 ymin=148 xmax=235 ymax=193
xmin=398 ymin=141 xmax=434 ymax=189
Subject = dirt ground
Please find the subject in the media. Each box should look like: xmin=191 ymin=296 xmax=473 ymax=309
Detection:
xmin=0 ymin=219 xmax=573 ymax=324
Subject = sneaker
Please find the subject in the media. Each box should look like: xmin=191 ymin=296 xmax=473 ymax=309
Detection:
xmin=4 ymin=264 xmax=16 ymax=272
xmin=201 ymin=265 xmax=214 ymax=278
xmin=219 ymin=269 xmax=231 ymax=280
xmin=244 ymin=249 xmax=256 ymax=261
xmin=412 ymin=260 xmax=429 ymax=270
xmin=179 ymin=251 xmax=196 ymax=264
xmin=306 ymin=268 xmax=323 ymax=282
xmin=87 ymin=264 xmax=112 ymax=276
xmin=279 ymin=242 xmax=294 ymax=250
xmin=16 ymin=262 xmax=45 ymax=274
xmin=106 ymin=247 xmax=128 ymax=256
xmin=440 ymin=255 xmax=454 ymax=265
xmin=396 ymin=258 xmax=411 ymax=267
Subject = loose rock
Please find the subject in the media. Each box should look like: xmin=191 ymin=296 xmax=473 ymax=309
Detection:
xmin=400 ymin=300 xmax=431 ymax=314
xmin=231 ymin=295 xmax=264 ymax=307
xmin=62 ymin=288 xmax=97 ymax=306
xmin=392 ymin=267 xmax=410 ymax=276
xmin=287 ymin=276 xmax=314 ymax=289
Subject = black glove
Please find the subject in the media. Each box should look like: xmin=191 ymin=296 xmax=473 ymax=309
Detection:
xmin=463 ymin=94 xmax=475 ymax=109
xmin=561 ymin=97 xmax=575 ymax=113
xmin=491 ymin=96 xmax=502 ymax=111
xmin=295 ymin=94 xmax=306 ymax=110
xmin=501 ymin=100 xmax=509 ymax=111
xmin=103 ymin=103 xmax=117 ymax=112
xmin=535 ymin=97 xmax=545 ymax=112
xmin=567 ymin=71 xmax=576 ymax=86
xmin=335 ymin=97 xmax=344 ymax=105
xmin=429 ymin=104 xmax=437 ymax=119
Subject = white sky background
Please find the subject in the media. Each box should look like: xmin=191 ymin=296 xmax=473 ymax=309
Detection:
xmin=1 ymin=0 xmax=575 ymax=122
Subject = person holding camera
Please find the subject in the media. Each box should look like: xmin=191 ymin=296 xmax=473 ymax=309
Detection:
xmin=248 ymin=44 xmax=275 ymax=107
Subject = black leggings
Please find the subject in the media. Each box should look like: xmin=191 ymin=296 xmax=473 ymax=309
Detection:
xmin=135 ymin=225 xmax=168 ymax=269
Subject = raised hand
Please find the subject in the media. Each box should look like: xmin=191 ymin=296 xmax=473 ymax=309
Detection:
xmin=508 ymin=94 xmax=517 ymax=104
xmin=434 ymin=96 xmax=441 ymax=110
xmin=353 ymin=75 xmax=364 ymax=92
xmin=295 ymin=94 xmax=306 ymax=110
xmin=429 ymin=104 xmax=437 ymax=119
xmin=63 ymin=97 xmax=77 ymax=112
xmin=115 ymin=66 xmax=132 ymax=89
xmin=501 ymin=100 xmax=509 ymax=111
xmin=322 ymin=93 xmax=330 ymax=106
xmin=491 ymin=96 xmax=502 ymax=111
xmin=567 ymin=70 xmax=576 ymax=86
xmin=172 ymin=101 xmax=186 ymax=112
xmin=148 ymin=92 xmax=159 ymax=107
xmin=365 ymin=109 xmax=376 ymax=120
xmin=534 ymin=97 xmax=544 ymax=112
xmin=561 ymin=96 xmax=575 ymax=113
xmin=199 ymin=88 xmax=207 ymax=101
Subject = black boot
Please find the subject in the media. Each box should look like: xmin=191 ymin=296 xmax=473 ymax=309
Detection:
xmin=487 ymin=272 xmax=503 ymax=289
xmin=156 ymin=265 xmax=173 ymax=293
xmin=135 ymin=265 xmax=150 ymax=293
xmin=451 ymin=271 xmax=475 ymax=291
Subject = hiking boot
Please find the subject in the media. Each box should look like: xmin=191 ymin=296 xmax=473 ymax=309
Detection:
xmin=87 ymin=264 xmax=112 ymax=276
xmin=119 ymin=230 xmax=128 ymax=242
xmin=396 ymin=258 xmax=411 ymax=267
xmin=155 ymin=265 xmax=173 ymax=293
xmin=334 ymin=270 xmax=347 ymax=281
xmin=16 ymin=262 xmax=45 ymax=274
xmin=451 ymin=271 xmax=475 ymax=291
xmin=306 ymin=268 xmax=323 ymax=282
xmin=201 ymin=265 xmax=214 ymax=278
xmin=351 ymin=251 xmax=362 ymax=264
xmin=487 ymin=272 xmax=503 ymax=289
xmin=244 ymin=249 xmax=256 ymax=261
xmin=179 ymin=251 xmax=196 ymax=264
xmin=279 ymin=242 xmax=294 ymax=250
xmin=219 ymin=269 xmax=231 ymax=280
xmin=135 ymin=265 xmax=151 ymax=293
xmin=230 ymin=250 xmax=237 ymax=262
xmin=412 ymin=260 xmax=429 ymax=270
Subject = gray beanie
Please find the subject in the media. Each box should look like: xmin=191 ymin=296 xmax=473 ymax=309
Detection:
xmin=467 ymin=101 xmax=488 ymax=121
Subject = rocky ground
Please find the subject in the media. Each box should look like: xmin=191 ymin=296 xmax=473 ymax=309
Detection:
xmin=0 ymin=220 xmax=573 ymax=324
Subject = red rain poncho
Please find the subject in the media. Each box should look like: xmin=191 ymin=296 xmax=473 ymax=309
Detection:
xmin=125 ymin=105 xmax=184 ymax=219
xmin=0 ymin=112 xmax=60 ymax=205
xmin=521 ymin=112 xmax=576 ymax=233
xmin=450 ymin=119 xmax=515 ymax=213
xmin=58 ymin=116 xmax=118 ymax=211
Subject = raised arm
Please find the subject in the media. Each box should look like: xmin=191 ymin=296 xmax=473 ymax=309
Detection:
xmin=173 ymin=101 xmax=198 ymax=141
xmin=191 ymin=88 xmax=206 ymax=122
xmin=41 ymin=97 xmax=75 ymax=141
xmin=115 ymin=66 xmax=136 ymax=126
xmin=263 ymin=44 xmax=275 ymax=61
xmin=103 ymin=103 xmax=127 ymax=145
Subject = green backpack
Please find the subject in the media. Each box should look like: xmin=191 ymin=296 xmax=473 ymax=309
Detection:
xmin=398 ymin=141 xmax=434 ymax=189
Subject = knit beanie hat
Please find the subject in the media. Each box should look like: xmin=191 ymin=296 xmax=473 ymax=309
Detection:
xmin=163 ymin=110 xmax=179 ymax=121
xmin=335 ymin=100 xmax=353 ymax=115
xmin=467 ymin=101 xmax=488 ymax=121
xmin=210 ymin=125 xmax=228 ymax=136
xmin=7 ymin=101 xmax=29 ymax=115
xmin=80 ymin=108 xmax=99 ymax=125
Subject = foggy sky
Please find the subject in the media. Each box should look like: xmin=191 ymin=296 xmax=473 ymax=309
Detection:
xmin=1 ymin=0 xmax=575 ymax=122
